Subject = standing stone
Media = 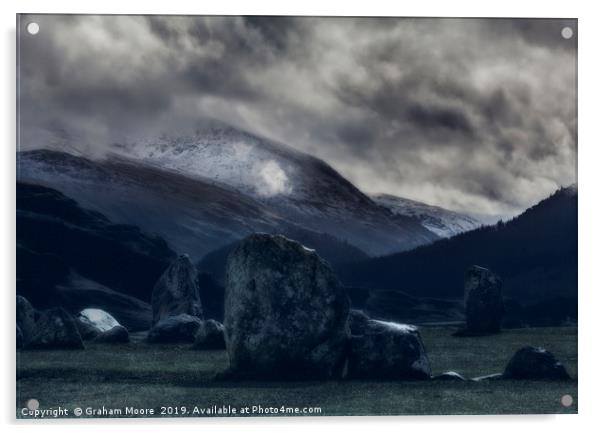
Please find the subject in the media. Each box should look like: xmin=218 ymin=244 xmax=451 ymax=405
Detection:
xmin=24 ymin=308 xmax=84 ymax=350
xmin=224 ymin=234 xmax=350 ymax=379
xmin=191 ymin=319 xmax=226 ymax=350
xmin=503 ymin=346 xmax=570 ymax=380
xmin=16 ymin=295 xmax=36 ymax=344
xmin=464 ymin=265 xmax=503 ymax=334
xmin=151 ymin=255 xmax=203 ymax=325
xmin=347 ymin=320 xmax=431 ymax=380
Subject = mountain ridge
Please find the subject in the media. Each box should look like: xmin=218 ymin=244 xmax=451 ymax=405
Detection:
xmin=18 ymin=121 xmax=438 ymax=256
xmin=110 ymin=121 xmax=438 ymax=255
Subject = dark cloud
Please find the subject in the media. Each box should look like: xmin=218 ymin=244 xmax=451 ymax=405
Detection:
xmin=406 ymin=103 xmax=474 ymax=135
xmin=485 ymin=18 xmax=578 ymax=51
xmin=17 ymin=15 xmax=577 ymax=219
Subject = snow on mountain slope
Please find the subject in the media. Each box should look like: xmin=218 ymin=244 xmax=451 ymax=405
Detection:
xmin=124 ymin=122 xmax=299 ymax=199
xmin=372 ymin=194 xmax=482 ymax=238
xmin=110 ymin=120 xmax=439 ymax=255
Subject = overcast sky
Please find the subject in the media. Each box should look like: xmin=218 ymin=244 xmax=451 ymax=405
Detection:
xmin=18 ymin=15 xmax=577 ymax=220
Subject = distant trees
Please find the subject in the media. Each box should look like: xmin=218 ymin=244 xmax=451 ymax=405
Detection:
xmin=341 ymin=187 xmax=577 ymax=304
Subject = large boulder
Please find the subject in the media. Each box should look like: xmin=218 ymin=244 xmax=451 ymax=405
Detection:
xmin=93 ymin=325 xmax=130 ymax=343
xmin=16 ymin=295 xmax=37 ymax=344
xmin=147 ymin=314 xmax=202 ymax=344
xmin=464 ymin=265 xmax=503 ymax=334
xmin=224 ymin=234 xmax=350 ymax=379
xmin=192 ymin=319 xmax=226 ymax=350
xmin=151 ymin=255 xmax=203 ymax=325
xmin=76 ymin=308 xmax=122 ymax=341
xmin=347 ymin=320 xmax=431 ymax=380
xmin=24 ymin=308 xmax=84 ymax=350
xmin=77 ymin=308 xmax=121 ymax=331
xmin=503 ymin=346 xmax=570 ymax=380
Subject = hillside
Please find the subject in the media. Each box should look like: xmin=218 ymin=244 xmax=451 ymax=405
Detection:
xmin=341 ymin=186 xmax=577 ymax=304
xmin=17 ymin=182 xmax=176 ymax=328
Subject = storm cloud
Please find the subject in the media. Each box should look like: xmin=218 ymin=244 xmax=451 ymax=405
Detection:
xmin=17 ymin=15 xmax=577 ymax=219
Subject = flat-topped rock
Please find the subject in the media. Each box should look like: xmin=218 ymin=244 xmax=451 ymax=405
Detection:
xmin=347 ymin=319 xmax=431 ymax=380
xmin=503 ymin=346 xmax=570 ymax=380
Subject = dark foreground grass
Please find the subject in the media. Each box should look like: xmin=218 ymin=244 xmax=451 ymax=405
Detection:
xmin=16 ymin=326 xmax=577 ymax=417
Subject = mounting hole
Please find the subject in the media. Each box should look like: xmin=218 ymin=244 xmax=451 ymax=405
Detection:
xmin=561 ymin=394 xmax=573 ymax=407
xmin=26 ymin=398 xmax=39 ymax=410
xmin=27 ymin=22 xmax=40 ymax=35
xmin=561 ymin=27 xmax=573 ymax=40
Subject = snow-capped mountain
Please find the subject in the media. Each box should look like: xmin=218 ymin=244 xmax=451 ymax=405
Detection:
xmin=17 ymin=121 xmax=438 ymax=260
xmin=18 ymin=121 xmax=439 ymax=257
xmin=372 ymin=194 xmax=482 ymax=238
xmin=122 ymin=120 xmax=305 ymax=200
xmin=110 ymin=120 xmax=439 ymax=255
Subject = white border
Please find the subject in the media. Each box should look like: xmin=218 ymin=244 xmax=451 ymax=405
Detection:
xmin=2 ymin=1 xmax=601 ymax=432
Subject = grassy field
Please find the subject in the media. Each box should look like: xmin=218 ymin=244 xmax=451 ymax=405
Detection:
xmin=16 ymin=326 xmax=578 ymax=418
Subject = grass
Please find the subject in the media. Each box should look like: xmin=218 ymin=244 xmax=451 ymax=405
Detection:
xmin=16 ymin=326 xmax=578 ymax=417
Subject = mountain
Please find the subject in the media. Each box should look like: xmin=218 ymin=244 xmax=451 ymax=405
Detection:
xmin=18 ymin=123 xmax=438 ymax=257
xmin=341 ymin=186 xmax=577 ymax=304
xmin=372 ymin=193 xmax=482 ymax=237
xmin=113 ymin=120 xmax=438 ymax=255
xmin=17 ymin=149 xmax=381 ymax=264
xmin=16 ymin=182 xmax=176 ymax=325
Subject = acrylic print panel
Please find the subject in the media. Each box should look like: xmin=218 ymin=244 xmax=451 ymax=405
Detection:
xmin=16 ymin=14 xmax=577 ymax=418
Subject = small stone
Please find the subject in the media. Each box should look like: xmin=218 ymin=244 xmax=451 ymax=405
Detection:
xmin=347 ymin=320 xmax=431 ymax=380
xmin=147 ymin=314 xmax=202 ymax=344
xmin=503 ymin=346 xmax=570 ymax=380
xmin=432 ymin=371 xmax=466 ymax=381
xmin=471 ymin=373 xmax=504 ymax=382
xmin=93 ymin=325 xmax=130 ymax=343
xmin=191 ymin=319 xmax=225 ymax=350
